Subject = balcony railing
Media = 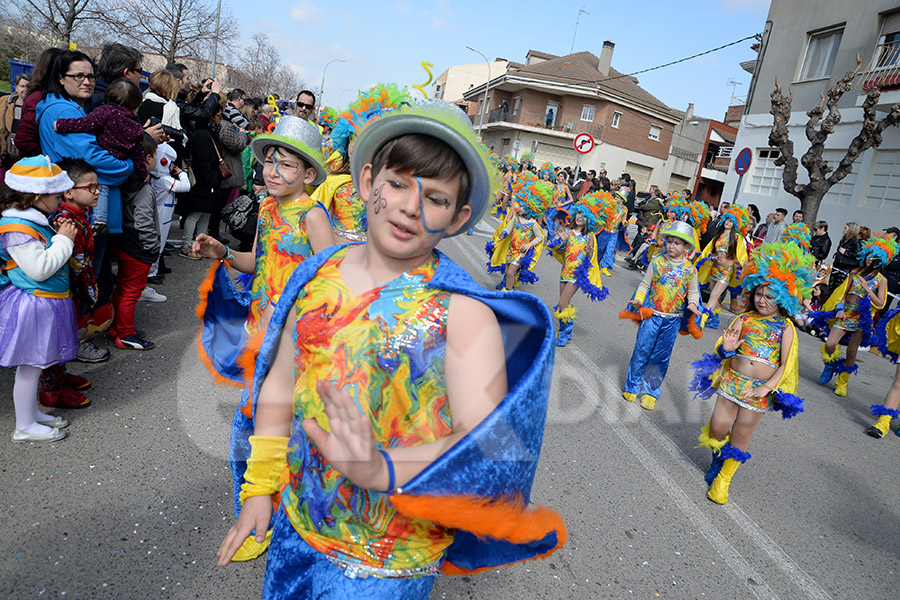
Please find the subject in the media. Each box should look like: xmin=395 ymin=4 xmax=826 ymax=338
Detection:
xmin=857 ymin=41 xmax=900 ymax=91
xmin=470 ymin=108 xmax=603 ymax=139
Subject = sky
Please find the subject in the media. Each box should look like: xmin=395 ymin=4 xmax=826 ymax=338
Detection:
xmin=227 ymin=0 xmax=771 ymax=120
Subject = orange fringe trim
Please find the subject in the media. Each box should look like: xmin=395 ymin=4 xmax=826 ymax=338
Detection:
xmin=618 ymin=307 xmax=654 ymax=324
xmin=237 ymin=333 xmax=264 ymax=419
xmin=195 ymin=334 xmax=242 ymax=388
xmin=194 ymin=258 xmax=228 ymax=320
xmin=389 ymin=493 xmax=567 ymax=576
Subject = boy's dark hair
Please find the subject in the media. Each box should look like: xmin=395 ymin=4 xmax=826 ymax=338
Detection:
xmin=815 ymin=220 xmax=828 ymax=232
xmin=227 ymin=88 xmax=246 ymax=102
xmin=105 ymin=79 xmax=143 ymax=111
xmin=56 ymin=158 xmax=96 ymax=184
xmin=370 ymin=133 xmax=470 ymax=216
xmin=143 ymin=133 xmax=159 ymax=159
xmin=98 ymin=43 xmax=142 ymax=83
xmin=43 ymin=50 xmax=93 ymax=100
xmin=775 ymin=207 xmax=788 ymax=216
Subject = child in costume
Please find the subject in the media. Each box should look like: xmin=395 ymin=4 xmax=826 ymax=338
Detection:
xmin=493 ymin=156 xmax=517 ymax=218
xmin=215 ymin=99 xmax=564 ymax=598
xmin=545 ymin=169 xmax=575 ymax=242
xmin=551 ymin=191 xmax=609 ymax=347
xmin=147 ymin=143 xmax=190 ymax=283
xmin=0 ymin=156 xmax=79 ymax=442
xmin=596 ymin=189 xmax=628 ymax=276
xmin=486 ymin=175 xmax=552 ymax=290
xmin=812 ymin=234 xmax=896 ymax=397
xmin=317 ymin=106 xmax=337 ymax=136
xmin=691 ymin=242 xmax=814 ymax=504
xmin=696 ymin=205 xmax=751 ymax=329
xmin=620 ymin=221 xmax=703 ymax=411
xmin=316 ymin=85 xmax=411 ymax=244
xmin=869 ymin=309 xmax=900 ymax=438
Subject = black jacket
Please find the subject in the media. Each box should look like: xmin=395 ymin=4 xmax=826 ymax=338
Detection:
xmin=183 ymin=128 xmax=222 ymax=214
xmin=116 ymin=179 xmax=160 ymax=264
xmin=832 ymin=237 xmax=860 ymax=271
xmin=810 ymin=233 xmax=832 ymax=262
xmin=176 ymin=91 xmax=220 ymax=132
xmin=884 ymin=254 xmax=900 ymax=293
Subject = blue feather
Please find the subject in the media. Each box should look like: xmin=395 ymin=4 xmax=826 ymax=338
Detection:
xmin=720 ymin=443 xmax=751 ymax=463
xmin=870 ymin=404 xmax=900 ymax=418
xmin=833 ymin=359 xmax=859 ymax=375
xmin=771 ymin=390 xmax=806 ymax=419
xmin=516 ymin=247 xmax=540 ymax=285
xmin=874 ymin=308 xmax=900 ymax=363
xmin=235 ymin=271 xmax=253 ymax=291
xmin=573 ymin=258 xmax=609 ymax=302
xmin=808 ymin=309 xmax=838 ymax=339
xmin=689 ymin=353 xmax=722 ymax=401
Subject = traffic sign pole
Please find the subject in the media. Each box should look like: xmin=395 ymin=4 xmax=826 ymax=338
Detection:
xmin=731 ymin=147 xmax=752 ymax=205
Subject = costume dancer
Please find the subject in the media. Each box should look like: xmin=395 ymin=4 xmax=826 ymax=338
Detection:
xmin=486 ymin=174 xmax=552 ymax=290
xmin=550 ymin=191 xmax=610 ymax=346
xmin=492 ymin=156 xmax=517 ymax=218
xmin=696 ymin=205 xmax=751 ymax=329
xmin=812 ymin=234 xmax=896 ymax=396
xmin=869 ymin=309 xmax=900 ymax=438
xmin=691 ymin=242 xmax=814 ymax=504
xmin=595 ymin=189 xmax=628 ymax=276
xmin=620 ymin=221 xmax=703 ymax=411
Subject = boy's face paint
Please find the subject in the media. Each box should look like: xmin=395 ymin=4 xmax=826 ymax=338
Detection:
xmin=263 ymin=147 xmax=309 ymax=199
xmin=664 ymin=236 xmax=688 ymax=258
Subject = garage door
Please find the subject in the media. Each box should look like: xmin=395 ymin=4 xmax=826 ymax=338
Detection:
xmin=667 ymin=173 xmax=690 ymax=195
xmin=625 ymin=161 xmax=653 ymax=193
xmin=536 ymin=141 xmax=576 ymax=170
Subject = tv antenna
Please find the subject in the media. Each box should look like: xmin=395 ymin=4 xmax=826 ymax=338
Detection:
xmin=571 ymin=7 xmax=590 ymax=54
xmin=727 ymin=78 xmax=744 ymax=105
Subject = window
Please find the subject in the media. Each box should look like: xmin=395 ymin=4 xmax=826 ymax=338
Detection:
xmin=611 ymin=111 xmax=621 ymax=128
xmin=874 ymin=12 xmax=900 ymax=70
xmin=483 ymin=93 xmax=492 ymax=115
xmin=434 ymin=82 xmax=444 ymax=100
xmin=746 ymin=149 xmax=784 ymax=196
xmin=799 ymin=27 xmax=843 ymax=80
xmin=648 ymin=125 xmax=661 ymax=141
xmin=580 ymin=105 xmax=595 ymax=122
xmin=823 ymin=149 xmax=857 ymax=206
xmin=513 ymin=97 xmax=521 ymax=116
xmin=864 ymin=150 xmax=900 ymax=211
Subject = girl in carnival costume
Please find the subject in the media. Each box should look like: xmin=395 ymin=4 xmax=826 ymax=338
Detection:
xmin=317 ymin=106 xmax=338 ymax=136
xmin=691 ymin=242 xmax=814 ymax=504
xmin=0 ymin=156 xmax=79 ymax=442
xmin=519 ymin=151 xmax=534 ymax=172
xmin=596 ymin=189 xmax=628 ymax=276
xmin=492 ymin=155 xmax=517 ymax=218
xmin=545 ymin=169 xmax=576 ymax=243
xmin=538 ymin=161 xmax=554 ymax=182
xmin=811 ymin=233 xmax=897 ymax=396
xmin=696 ymin=204 xmax=751 ymax=329
xmin=869 ymin=308 xmax=900 ymax=437
xmin=550 ymin=191 xmax=610 ymax=347
xmin=315 ymin=84 xmax=412 ymax=244
xmin=486 ymin=175 xmax=552 ymax=290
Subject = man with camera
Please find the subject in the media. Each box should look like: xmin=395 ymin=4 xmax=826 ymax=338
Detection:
xmin=166 ymin=63 xmax=221 ymax=134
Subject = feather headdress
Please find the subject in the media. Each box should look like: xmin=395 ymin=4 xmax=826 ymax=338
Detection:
xmin=740 ymin=242 xmax=816 ymax=315
xmin=519 ymin=152 xmax=534 ymax=166
xmin=782 ymin=222 xmax=811 ymax=252
xmin=317 ymin=106 xmax=338 ymax=129
xmin=539 ymin=161 xmax=554 ymax=180
xmin=513 ymin=179 xmax=553 ymax=219
xmin=859 ymin=233 xmax=899 ymax=267
xmin=328 ymin=83 xmax=412 ymax=159
xmin=572 ymin=191 xmax=615 ymax=234
xmin=720 ymin=204 xmax=753 ymax=236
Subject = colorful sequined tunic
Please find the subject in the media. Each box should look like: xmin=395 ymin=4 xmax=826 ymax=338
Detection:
xmin=710 ymin=234 xmax=735 ymax=283
xmin=330 ymin=180 xmax=367 ymax=241
xmin=642 ymin=255 xmax=698 ymax=316
xmin=837 ymin=273 xmax=885 ymax=331
xmin=506 ymin=217 xmax=539 ymax=264
xmin=560 ymin=232 xmax=590 ymax=282
xmin=716 ymin=313 xmax=787 ymax=412
xmin=283 ymin=246 xmax=455 ymax=573
xmin=248 ymin=195 xmax=322 ymax=334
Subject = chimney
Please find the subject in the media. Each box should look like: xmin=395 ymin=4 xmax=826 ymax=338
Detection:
xmin=598 ymin=41 xmax=615 ymax=75
xmin=685 ymin=103 xmax=694 ymax=121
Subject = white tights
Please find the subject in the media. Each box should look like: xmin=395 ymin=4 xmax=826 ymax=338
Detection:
xmin=13 ymin=365 xmax=54 ymax=434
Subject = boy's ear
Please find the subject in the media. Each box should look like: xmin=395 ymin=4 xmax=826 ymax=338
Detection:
xmin=357 ymin=163 xmax=373 ymax=202
xmin=444 ymin=204 xmax=472 ymax=237
xmin=302 ymin=165 xmax=317 ymax=186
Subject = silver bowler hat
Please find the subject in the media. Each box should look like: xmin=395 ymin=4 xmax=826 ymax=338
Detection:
xmin=250 ymin=116 xmax=327 ymax=186
xmin=659 ymin=220 xmax=696 ymax=249
xmin=348 ymin=100 xmax=493 ymax=237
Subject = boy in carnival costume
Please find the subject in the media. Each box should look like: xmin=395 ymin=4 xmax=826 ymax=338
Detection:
xmin=549 ymin=190 xmax=610 ymax=347
xmin=869 ymin=306 xmax=900 ymax=438
xmin=696 ymin=204 xmax=751 ymax=329
xmin=691 ymin=242 xmax=814 ymax=504
xmin=486 ymin=173 xmax=552 ymax=290
xmin=215 ymin=98 xmax=565 ymax=598
xmin=620 ymin=221 xmax=704 ymax=411
xmin=315 ymin=85 xmax=412 ymax=244
xmin=811 ymin=233 xmax=896 ymax=396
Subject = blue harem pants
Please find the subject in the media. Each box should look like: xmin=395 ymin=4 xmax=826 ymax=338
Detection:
xmin=624 ymin=314 xmax=681 ymax=399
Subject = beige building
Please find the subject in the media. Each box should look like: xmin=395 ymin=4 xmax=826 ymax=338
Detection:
xmin=432 ymin=60 xmax=509 ymax=104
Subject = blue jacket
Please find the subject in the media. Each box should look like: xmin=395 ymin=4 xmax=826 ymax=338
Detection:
xmin=35 ymin=93 xmax=133 ymax=233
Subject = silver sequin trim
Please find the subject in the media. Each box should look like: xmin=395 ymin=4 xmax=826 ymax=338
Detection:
xmin=326 ymin=555 xmax=443 ymax=580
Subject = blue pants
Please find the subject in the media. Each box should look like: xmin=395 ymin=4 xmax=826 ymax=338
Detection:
xmin=263 ymin=506 xmax=438 ymax=600
xmin=625 ymin=314 xmax=681 ymax=399
xmin=597 ymin=231 xmax=616 ymax=269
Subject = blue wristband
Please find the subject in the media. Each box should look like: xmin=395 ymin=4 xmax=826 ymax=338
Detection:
xmin=378 ymin=448 xmax=395 ymax=493
xmin=717 ymin=345 xmax=736 ymax=359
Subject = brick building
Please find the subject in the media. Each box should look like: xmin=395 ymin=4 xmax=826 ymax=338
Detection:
xmin=461 ymin=43 xmax=682 ymax=193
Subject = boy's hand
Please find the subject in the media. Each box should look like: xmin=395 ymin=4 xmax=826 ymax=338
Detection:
xmin=56 ymin=218 xmax=77 ymax=240
xmin=215 ymin=495 xmax=272 ymax=567
xmin=302 ymin=381 xmax=386 ymax=491
xmin=193 ymin=233 xmax=226 ymax=259
xmin=722 ymin=325 xmax=741 ymax=352
xmin=687 ymin=302 xmax=702 ymax=316
xmin=628 ymin=299 xmax=643 ymax=308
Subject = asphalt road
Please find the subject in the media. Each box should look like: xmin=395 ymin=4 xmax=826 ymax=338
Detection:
xmin=1 ymin=220 xmax=898 ymax=600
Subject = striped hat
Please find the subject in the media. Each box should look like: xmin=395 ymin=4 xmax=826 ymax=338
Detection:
xmin=5 ymin=156 xmax=73 ymax=194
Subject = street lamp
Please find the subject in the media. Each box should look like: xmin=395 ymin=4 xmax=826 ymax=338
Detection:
xmin=466 ymin=45 xmax=491 ymax=135
xmin=319 ymin=59 xmax=346 ymax=108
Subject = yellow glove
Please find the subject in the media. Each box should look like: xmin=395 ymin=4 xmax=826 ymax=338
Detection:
xmin=238 ymin=436 xmax=288 ymax=505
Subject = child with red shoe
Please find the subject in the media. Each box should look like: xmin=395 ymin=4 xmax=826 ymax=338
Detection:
xmin=108 ymin=135 xmax=161 ymax=350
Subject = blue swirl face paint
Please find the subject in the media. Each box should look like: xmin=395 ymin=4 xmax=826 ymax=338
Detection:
xmin=415 ymin=176 xmax=448 ymax=237
xmin=272 ymin=148 xmax=297 ymax=186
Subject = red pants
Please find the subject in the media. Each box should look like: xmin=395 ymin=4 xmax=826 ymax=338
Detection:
xmin=110 ymin=248 xmax=151 ymax=338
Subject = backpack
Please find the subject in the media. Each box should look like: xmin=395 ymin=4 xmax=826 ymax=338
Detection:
xmin=221 ymin=194 xmax=258 ymax=233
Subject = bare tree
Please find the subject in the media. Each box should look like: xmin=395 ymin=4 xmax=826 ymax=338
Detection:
xmin=95 ymin=0 xmax=238 ymax=63
xmin=769 ymin=57 xmax=900 ymax=226
xmin=232 ymin=33 xmax=304 ymax=98
xmin=17 ymin=0 xmax=97 ymax=46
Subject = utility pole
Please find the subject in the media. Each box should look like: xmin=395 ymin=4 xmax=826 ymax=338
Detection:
xmin=570 ymin=7 xmax=589 ymax=54
xmin=209 ymin=0 xmax=222 ymax=79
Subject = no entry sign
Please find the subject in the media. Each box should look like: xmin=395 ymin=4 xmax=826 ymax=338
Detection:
xmin=574 ymin=132 xmax=595 ymax=154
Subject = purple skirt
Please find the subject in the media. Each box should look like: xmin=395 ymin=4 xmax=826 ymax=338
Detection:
xmin=0 ymin=285 xmax=78 ymax=368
